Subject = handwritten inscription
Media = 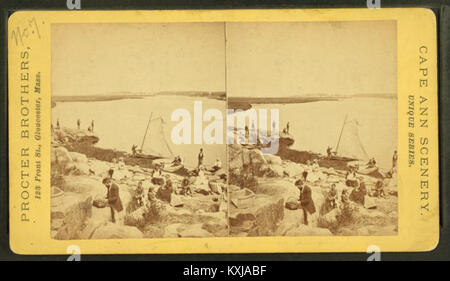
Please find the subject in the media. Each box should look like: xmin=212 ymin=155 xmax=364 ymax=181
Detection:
xmin=10 ymin=17 xmax=41 ymax=47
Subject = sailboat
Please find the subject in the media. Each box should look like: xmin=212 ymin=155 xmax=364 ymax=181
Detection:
xmin=133 ymin=113 xmax=185 ymax=173
xmin=332 ymin=115 xmax=369 ymax=162
xmin=319 ymin=115 xmax=373 ymax=173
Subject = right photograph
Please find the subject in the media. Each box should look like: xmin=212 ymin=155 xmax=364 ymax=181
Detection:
xmin=226 ymin=21 xmax=398 ymax=237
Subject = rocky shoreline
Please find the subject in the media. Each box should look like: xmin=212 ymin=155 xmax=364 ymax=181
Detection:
xmin=51 ymin=127 xmax=228 ymax=239
xmin=50 ymin=127 xmax=398 ymax=239
xmin=228 ymin=144 xmax=398 ymax=236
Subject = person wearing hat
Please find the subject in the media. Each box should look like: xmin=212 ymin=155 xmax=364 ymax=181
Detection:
xmin=102 ymin=177 xmax=123 ymax=223
xmin=295 ymin=178 xmax=316 ymax=225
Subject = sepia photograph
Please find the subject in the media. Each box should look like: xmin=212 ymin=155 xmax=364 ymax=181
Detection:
xmin=6 ymin=7 xmax=441 ymax=257
xmin=50 ymin=23 xmax=228 ymax=239
xmin=226 ymin=21 xmax=398 ymax=237
xmin=50 ymin=20 xmax=398 ymax=240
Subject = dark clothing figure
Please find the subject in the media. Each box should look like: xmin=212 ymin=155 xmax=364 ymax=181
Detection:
xmin=198 ymin=150 xmax=204 ymax=168
xmin=172 ymin=156 xmax=182 ymax=166
xmin=323 ymin=186 xmax=338 ymax=214
xmin=392 ymin=151 xmax=398 ymax=171
xmin=299 ymin=185 xmax=316 ymax=225
xmin=286 ymin=122 xmax=290 ymax=134
xmin=327 ymin=147 xmax=332 ymax=158
xmin=134 ymin=183 xmax=145 ymax=207
xmin=77 ymin=119 xmax=81 ymax=130
xmin=56 ymin=119 xmax=60 ymax=129
xmin=108 ymin=168 xmax=114 ymax=179
xmin=180 ymin=177 xmax=192 ymax=196
xmin=91 ymin=120 xmax=94 ymax=132
xmin=350 ymin=183 xmax=367 ymax=205
xmin=373 ymin=180 xmax=386 ymax=198
xmin=156 ymin=179 xmax=173 ymax=203
xmin=107 ymin=183 xmax=123 ymax=223
xmin=131 ymin=145 xmax=137 ymax=156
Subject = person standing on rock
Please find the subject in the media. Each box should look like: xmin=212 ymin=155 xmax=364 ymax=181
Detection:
xmin=91 ymin=120 xmax=95 ymax=132
xmin=77 ymin=119 xmax=81 ymax=130
xmin=198 ymin=148 xmax=204 ymax=168
xmin=102 ymin=177 xmax=124 ymax=223
xmin=295 ymin=179 xmax=316 ymax=225
xmin=392 ymin=150 xmax=398 ymax=172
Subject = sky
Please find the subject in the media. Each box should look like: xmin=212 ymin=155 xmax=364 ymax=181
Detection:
xmin=52 ymin=21 xmax=396 ymax=97
xmin=52 ymin=23 xmax=226 ymax=96
xmin=226 ymin=21 xmax=397 ymax=97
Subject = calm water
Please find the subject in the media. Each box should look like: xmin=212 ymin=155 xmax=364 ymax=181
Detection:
xmin=53 ymin=96 xmax=397 ymax=169
xmin=252 ymin=97 xmax=398 ymax=169
xmin=52 ymin=96 xmax=227 ymax=168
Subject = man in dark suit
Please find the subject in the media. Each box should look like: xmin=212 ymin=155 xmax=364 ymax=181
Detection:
xmin=103 ymin=177 xmax=123 ymax=223
xmin=295 ymin=179 xmax=316 ymax=225
xmin=198 ymin=148 xmax=204 ymax=168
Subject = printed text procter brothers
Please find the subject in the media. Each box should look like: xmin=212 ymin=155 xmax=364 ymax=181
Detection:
xmin=18 ymin=45 xmax=43 ymax=223
xmin=407 ymin=45 xmax=432 ymax=215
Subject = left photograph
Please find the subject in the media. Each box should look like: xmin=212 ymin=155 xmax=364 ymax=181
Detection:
xmin=50 ymin=23 xmax=228 ymax=239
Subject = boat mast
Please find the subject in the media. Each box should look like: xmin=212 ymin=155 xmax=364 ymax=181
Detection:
xmin=141 ymin=112 xmax=153 ymax=151
xmin=335 ymin=114 xmax=348 ymax=153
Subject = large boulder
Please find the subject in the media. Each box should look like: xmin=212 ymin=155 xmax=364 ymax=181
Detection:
xmin=179 ymin=224 xmax=214 ymax=238
xmin=112 ymin=169 xmax=133 ymax=181
xmin=55 ymin=127 xmax=99 ymax=145
xmin=51 ymin=146 xmax=73 ymax=174
xmin=163 ymin=223 xmax=214 ymax=238
xmin=124 ymin=206 xmax=147 ymax=228
xmin=264 ymin=154 xmax=282 ymax=165
xmin=51 ymin=146 xmax=73 ymax=164
xmin=69 ymin=152 xmax=88 ymax=163
xmin=228 ymin=145 xmax=267 ymax=169
xmin=65 ymin=162 xmax=90 ymax=176
xmin=53 ymin=194 xmax=93 ymax=240
xmin=282 ymin=162 xmax=304 ymax=178
xmin=88 ymin=160 xmax=111 ymax=177
xmin=285 ymin=224 xmax=332 ymax=236
xmin=255 ymin=179 xmax=299 ymax=202
xmin=317 ymin=208 xmax=340 ymax=230
xmin=61 ymin=176 xmax=105 ymax=196
xmin=264 ymin=164 xmax=284 ymax=177
xmin=229 ymin=194 xmax=284 ymax=236
xmin=90 ymin=223 xmax=143 ymax=239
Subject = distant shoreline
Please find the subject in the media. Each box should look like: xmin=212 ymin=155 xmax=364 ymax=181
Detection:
xmin=52 ymin=91 xmax=226 ymax=107
xmin=228 ymin=96 xmax=340 ymax=111
xmin=228 ymin=94 xmax=396 ymax=110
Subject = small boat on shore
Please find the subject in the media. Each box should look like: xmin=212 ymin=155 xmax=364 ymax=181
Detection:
xmin=319 ymin=115 xmax=372 ymax=170
xmin=133 ymin=112 xmax=184 ymax=172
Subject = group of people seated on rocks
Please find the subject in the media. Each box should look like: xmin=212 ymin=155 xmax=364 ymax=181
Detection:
xmin=291 ymin=161 xmax=389 ymax=226
xmin=345 ymin=170 xmax=386 ymax=199
xmin=320 ymin=172 xmax=386 ymax=215
xmin=133 ymin=176 xmax=174 ymax=207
